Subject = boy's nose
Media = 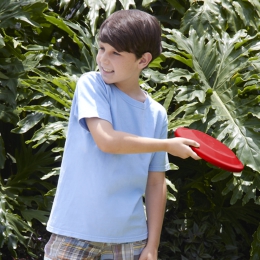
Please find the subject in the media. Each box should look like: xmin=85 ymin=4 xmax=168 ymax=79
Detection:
xmin=100 ymin=53 xmax=109 ymax=64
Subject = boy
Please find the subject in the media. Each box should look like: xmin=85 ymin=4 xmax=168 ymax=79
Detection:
xmin=44 ymin=9 xmax=200 ymax=260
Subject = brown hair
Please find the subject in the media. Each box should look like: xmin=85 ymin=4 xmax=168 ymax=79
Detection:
xmin=98 ymin=9 xmax=162 ymax=61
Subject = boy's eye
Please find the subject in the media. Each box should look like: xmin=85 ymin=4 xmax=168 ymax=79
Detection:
xmin=98 ymin=46 xmax=120 ymax=56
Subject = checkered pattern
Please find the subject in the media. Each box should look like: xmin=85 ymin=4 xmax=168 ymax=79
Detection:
xmin=44 ymin=234 xmax=147 ymax=260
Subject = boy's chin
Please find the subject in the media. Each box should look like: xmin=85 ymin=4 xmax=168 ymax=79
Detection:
xmin=100 ymin=76 xmax=114 ymax=85
xmin=102 ymin=78 xmax=111 ymax=84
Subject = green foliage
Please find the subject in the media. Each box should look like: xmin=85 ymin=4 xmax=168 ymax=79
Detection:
xmin=0 ymin=140 xmax=56 ymax=258
xmin=143 ymin=1 xmax=260 ymax=258
xmin=160 ymin=156 xmax=260 ymax=259
xmin=161 ymin=26 xmax=260 ymax=197
xmin=1 ymin=0 xmax=260 ymax=258
xmin=180 ymin=0 xmax=260 ymax=37
xmin=251 ymin=224 xmax=260 ymax=259
xmin=151 ymin=1 xmax=260 ymax=258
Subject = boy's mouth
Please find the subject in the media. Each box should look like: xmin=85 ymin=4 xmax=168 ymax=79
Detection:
xmin=102 ymin=66 xmax=114 ymax=73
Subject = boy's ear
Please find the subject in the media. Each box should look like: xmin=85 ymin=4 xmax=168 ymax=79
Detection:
xmin=139 ymin=52 xmax=152 ymax=69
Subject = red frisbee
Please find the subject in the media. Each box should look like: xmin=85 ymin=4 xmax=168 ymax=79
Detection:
xmin=174 ymin=127 xmax=244 ymax=172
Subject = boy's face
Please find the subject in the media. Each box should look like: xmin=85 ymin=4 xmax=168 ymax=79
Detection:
xmin=96 ymin=41 xmax=143 ymax=89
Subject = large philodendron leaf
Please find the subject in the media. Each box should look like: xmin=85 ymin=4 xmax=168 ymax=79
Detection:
xmin=163 ymin=28 xmax=260 ymax=173
xmin=181 ymin=0 xmax=260 ymax=37
xmin=80 ymin=0 xmax=135 ymax=35
xmin=75 ymin=0 xmax=153 ymax=33
xmin=52 ymin=0 xmax=119 ymax=35
xmin=208 ymin=74 xmax=260 ymax=172
xmin=180 ymin=0 xmax=226 ymax=36
xmin=0 ymin=0 xmax=46 ymax=28
xmin=0 ymin=186 xmax=35 ymax=256
xmin=25 ymin=121 xmax=68 ymax=148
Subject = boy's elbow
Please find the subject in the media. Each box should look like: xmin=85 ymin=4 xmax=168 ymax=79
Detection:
xmin=98 ymin=142 xmax=112 ymax=153
xmin=96 ymin=139 xmax=118 ymax=154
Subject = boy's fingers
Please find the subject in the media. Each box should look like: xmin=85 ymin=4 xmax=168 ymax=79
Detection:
xmin=191 ymin=151 xmax=201 ymax=160
xmin=184 ymin=138 xmax=200 ymax=148
xmin=184 ymin=139 xmax=201 ymax=160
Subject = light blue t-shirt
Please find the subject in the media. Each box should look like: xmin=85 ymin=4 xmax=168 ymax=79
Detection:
xmin=47 ymin=72 xmax=170 ymax=243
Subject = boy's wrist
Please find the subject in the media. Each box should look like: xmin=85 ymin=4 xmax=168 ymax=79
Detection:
xmin=162 ymin=138 xmax=170 ymax=153
xmin=146 ymin=237 xmax=160 ymax=251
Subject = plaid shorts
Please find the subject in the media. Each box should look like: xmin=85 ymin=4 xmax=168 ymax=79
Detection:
xmin=44 ymin=233 xmax=147 ymax=260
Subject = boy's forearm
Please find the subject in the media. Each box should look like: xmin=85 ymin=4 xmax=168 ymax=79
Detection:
xmin=145 ymin=172 xmax=167 ymax=250
xmin=86 ymin=117 xmax=168 ymax=154
xmin=102 ymin=130 xmax=168 ymax=154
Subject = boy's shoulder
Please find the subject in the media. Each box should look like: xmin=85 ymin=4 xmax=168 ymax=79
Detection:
xmin=77 ymin=71 xmax=107 ymax=90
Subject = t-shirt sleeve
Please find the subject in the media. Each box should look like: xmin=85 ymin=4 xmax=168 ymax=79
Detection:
xmin=148 ymin=113 xmax=171 ymax=172
xmin=75 ymin=72 xmax=112 ymax=131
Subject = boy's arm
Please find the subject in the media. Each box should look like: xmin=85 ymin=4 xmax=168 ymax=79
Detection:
xmin=86 ymin=117 xmax=200 ymax=159
xmin=140 ymin=171 xmax=167 ymax=260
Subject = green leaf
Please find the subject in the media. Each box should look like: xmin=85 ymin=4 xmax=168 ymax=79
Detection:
xmin=142 ymin=0 xmax=157 ymax=7
xmin=5 ymin=143 xmax=55 ymax=186
xmin=165 ymin=0 xmax=185 ymax=15
xmin=104 ymin=0 xmax=117 ymax=16
xmin=222 ymin=177 xmax=237 ymax=196
xmin=21 ymin=209 xmax=49 ymax=225
xmin=0 ymin=104 xmax=19 ymax=124
xmin=168 ymin=114 xmax=204 ymax=131
xmin=167 ymin=191 xmax=176 ymax=201
xmin=20 ymin=105 xmax=69 ymax=120
xmin=211 ymin=171 xmax=232 ymax=182
xmin=3 ymin=211 xmax=33 ymax=249
xmin=0 ymin=32 xmax=5 ymax=47
xmin=26 ymin=121 xmax=67 ymax=148
xmin=166 ymin=178 xmax=178 ymax=192
xmin=250 ymin=224 xmax=260 ymax=259
xmin=168 ymin=102 xmax=198 ymax=122
xmin=230 ymin=185 xmax=243 ymax=205
xmin=0 ymin=71 xmax=8 ymax=79
xmin=163 ymin=88 xmax=175 ymax=111
xmin=148 ymin=56 xmax=165 ymax=69
xmin=119 ymin=0 xmax=136 ymax=10
xmin=41 ymin=168 xmax=60 ymax=180
xmin=180 ymin=0 xmax=260 ymax=36
xmin=143 ymin=67 xmax=195 ymax=84
xmin=166 ymin=178 xmax=177 ymax=201
xmin=0 ymin=134 xmax=6 ymax=169
xmin=175 ymin=85 xmax=206 ymax=103
xmin=44 ymin=188 xmax=56 ymax=197
xmin=11 ymin=113 xmax=44 ymax=134
xmin=44 ymin=14 xmax=83 ymax=49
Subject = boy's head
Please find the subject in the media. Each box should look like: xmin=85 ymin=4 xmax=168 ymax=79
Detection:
xmin=98 ymin=9 xmax=162 ymax=61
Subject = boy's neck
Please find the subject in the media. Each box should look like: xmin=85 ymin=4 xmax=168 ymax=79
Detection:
xmin=115 ymin=83 xmax=147 ymax=103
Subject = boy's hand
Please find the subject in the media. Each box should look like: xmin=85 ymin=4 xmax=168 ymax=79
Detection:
xmin=167 ymin=137 xmax=201 ymax=160
xmin=139 ymin=245 xmax=158 ymax=260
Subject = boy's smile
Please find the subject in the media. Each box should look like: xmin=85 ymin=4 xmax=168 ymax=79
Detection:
xmin=102 ymin=67 xmax=114 ymax=73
